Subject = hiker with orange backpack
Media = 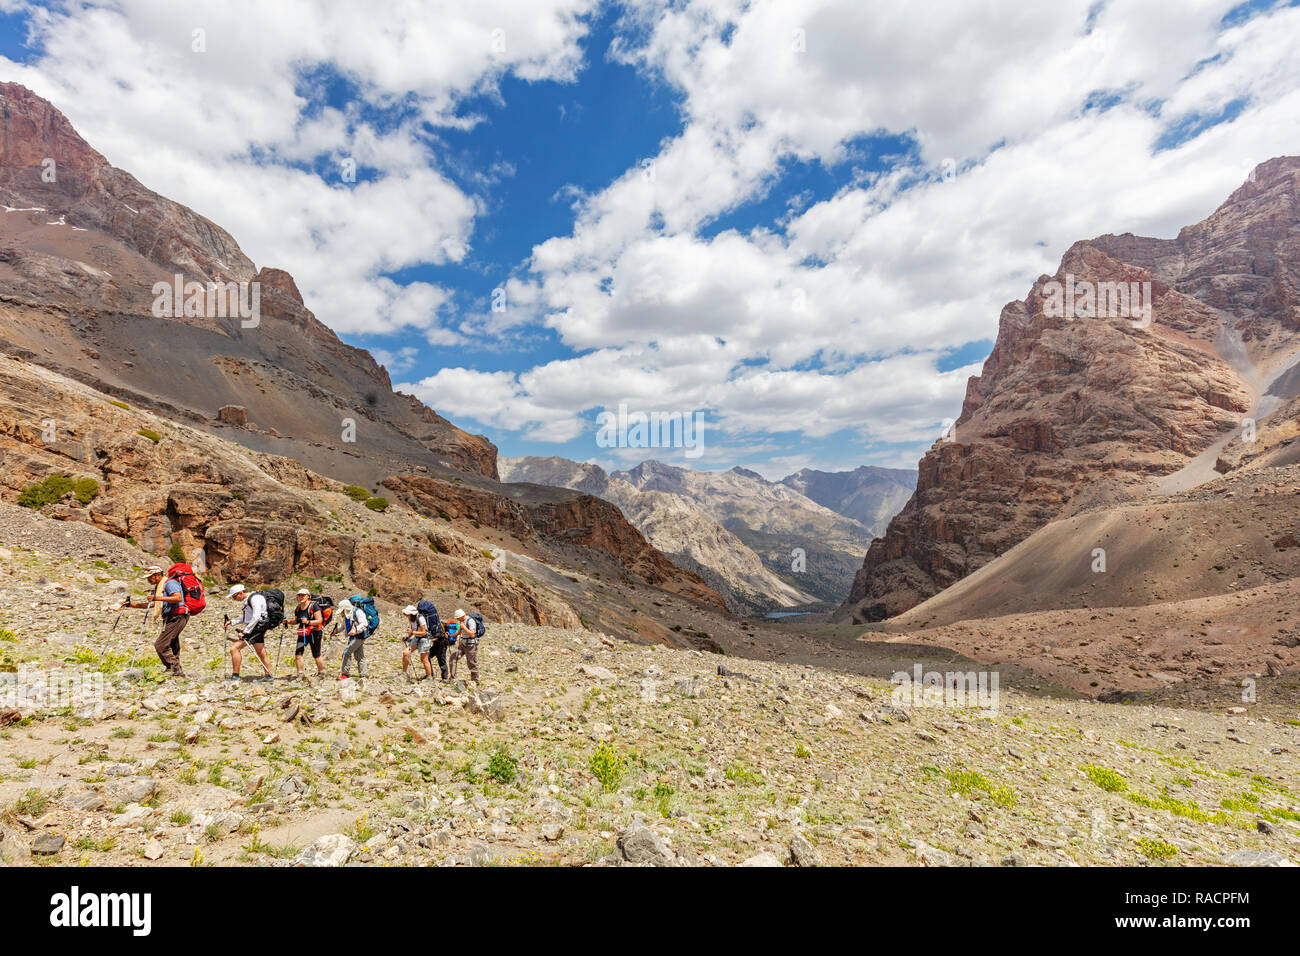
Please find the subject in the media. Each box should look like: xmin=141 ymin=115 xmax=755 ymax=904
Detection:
xmin=119 ymin=563 xmax=205 ymax=678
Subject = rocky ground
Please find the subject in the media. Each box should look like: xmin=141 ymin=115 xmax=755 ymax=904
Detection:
xmin=2 ymin=521 xmax=1298 ymax=868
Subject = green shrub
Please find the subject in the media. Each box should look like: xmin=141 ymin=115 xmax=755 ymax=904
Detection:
xmin=343 ymin=485 xmax=369 ymax=502
xmin=487 ymin=747 xmax=517 ymax=785
xmin=17 ymin=474 xmax=74 ymax=509
xmin=364 ymin=496 xmax=389 ymax=512
xmin=167 ymin=542 xmax=186 ymax=564
xmin=137 ymin=428 xmax=161 ymax=443
xmin=73 ymin=477 xmax=99 ymax=505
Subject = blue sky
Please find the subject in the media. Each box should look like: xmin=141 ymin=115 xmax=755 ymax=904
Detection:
xmin=3 ymin=0 xmax=1299 ymax=477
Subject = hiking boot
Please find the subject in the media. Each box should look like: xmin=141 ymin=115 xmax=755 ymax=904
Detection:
xmin=337 ymin=674 xmax=350 ymax=681
xmin=227 ymin=674 xmax=241 ymax=681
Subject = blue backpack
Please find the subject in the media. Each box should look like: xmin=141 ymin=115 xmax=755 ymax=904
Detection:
xmin=469 ymin=612 xmax=487 ymax=639
xmin=416 ymin=599 xmax=444 ymax=639
xmin=349 ymin=595 xmax=380 ymax=637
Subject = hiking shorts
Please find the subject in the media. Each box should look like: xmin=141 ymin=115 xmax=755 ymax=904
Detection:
xmin=406 ymin=636 xmax=432 ymax=656
xmin=242 ymin=621 xmax=273 ymax=646
xmin=296 ymin=629 xmax=323 ymax=659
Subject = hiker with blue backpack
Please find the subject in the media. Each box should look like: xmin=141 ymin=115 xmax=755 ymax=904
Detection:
xmin=448 ymin=608 xmax=485 ymax=685
xmin=336 ymin=595 xmax=378 ymax=681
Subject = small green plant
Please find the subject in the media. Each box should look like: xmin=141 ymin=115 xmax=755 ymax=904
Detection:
xmin=0 ymin=628 xmax=16 ymax=643
xmin=137 ymin=428 xmax=162 ymax=443
xmin=364 ymin=496 xmax=390 ymax=512
xmin=725 ymin=760 xmax=763 ymax=785
xmin=170 ymin=809 xmax=193 ymax=826
xmin=343 ymin=485 xmax=369 ymax=502
xmin=9 ymin=788 xmax=51 ymax=818
xmin=241 ymin=823 xmax=273 ymax=855
xmin=653 ymin=781 xmax=674 ymax=818
xmin=589 ymin=742 xmax=626 ymax=793
xmin=1137 ymin=837 xmax=1178 ymax=860
xmin=351 ymin=811 xmax=375 ymax=843
xmin=1084 ymin=765 xmax=1128 ymax=793
xmin=487 ymin=746 xmax=518 ymax=785
xmin=166 ymin=541 xmax=186 ymax=564
xmin=109 ymin=400 xmax=130 ymax=410
xmin=794 ymin=743 xmax=811 ymax=760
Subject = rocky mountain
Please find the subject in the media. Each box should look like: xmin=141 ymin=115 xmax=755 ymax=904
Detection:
xmin=498 ymin=456 xmax=816 ymax=614
xmin=840 ymin=157 xmax=1300 ymax=623
xmin=0 ymin=81 xmax=495 ymax=485
xmin=0 ymin=82 xmax=729 ymax=630
xmin=780 ymin=465 xmax=916 ymax=537
xmin=614 ymin=461 xmax=876 ymax=605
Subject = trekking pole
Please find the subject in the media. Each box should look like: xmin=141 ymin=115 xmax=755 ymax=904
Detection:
xmin=274 ymin=623 xmax=286 ymax=677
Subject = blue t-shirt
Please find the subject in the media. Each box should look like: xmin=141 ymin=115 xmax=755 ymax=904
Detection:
xmin=161 ymin=579 xmax=184 ymax=616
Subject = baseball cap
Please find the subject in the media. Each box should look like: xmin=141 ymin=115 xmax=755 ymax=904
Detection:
xmin=143 ymin=566 xmax=163 ymax=577
xmin=296 ymin=588 xmax=311 ymax=596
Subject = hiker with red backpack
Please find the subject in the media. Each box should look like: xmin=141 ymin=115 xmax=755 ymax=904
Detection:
xmin=119 ymin=563 xmax=204 ymax=678
xmin=293 ymin=589 xmax=329 ymax=680
xmin=224 ymin=584 xmax=282 ymax=682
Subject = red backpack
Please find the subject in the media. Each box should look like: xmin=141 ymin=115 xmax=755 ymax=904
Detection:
xmin=167 ymin=563 xmax=206 ymax=616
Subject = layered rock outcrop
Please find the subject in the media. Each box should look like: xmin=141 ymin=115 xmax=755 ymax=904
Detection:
xmin=839 ymin=158 xmax=1300 ymax=623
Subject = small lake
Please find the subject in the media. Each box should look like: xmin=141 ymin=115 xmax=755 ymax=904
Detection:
xmin=764 ymin=611 xmax=812 ymax=619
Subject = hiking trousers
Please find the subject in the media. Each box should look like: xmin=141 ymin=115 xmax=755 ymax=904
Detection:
xmin=431 ymin=638 xmax=450 ymax=680
xmin=155 ymin=614 xmax=189 ymax=672
xmin=341 ymin=636 xmax=367 ymax=677
xmin=450 ymin=639 xmax=479 ymax=682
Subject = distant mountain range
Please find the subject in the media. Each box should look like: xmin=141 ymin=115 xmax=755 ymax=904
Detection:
xmin=499 ymin=457 xmax=916 ymax=614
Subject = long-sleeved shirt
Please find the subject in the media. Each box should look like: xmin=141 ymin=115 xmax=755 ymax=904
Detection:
xmin=240 ymin=593 xmax=268 ymax=635
xmin=342 ymin=606 xmax=368 ymax=638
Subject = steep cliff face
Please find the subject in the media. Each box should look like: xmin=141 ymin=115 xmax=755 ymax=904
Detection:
xmin=0 ymin=81 xmax=497 ymax=482
xmin=839 ymin=158 xmax=1300 ymax=623
xmin=382 ymin=472 xmax=729 ymax=612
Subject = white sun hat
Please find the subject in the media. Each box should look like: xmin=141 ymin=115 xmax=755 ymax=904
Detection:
xmin=227 ymin=584 xmax=247 ymax=598
xmin=403 ymin=605 xmax=417 ymax=615
xmin=454 ymin=608 xmax=466 ymax=618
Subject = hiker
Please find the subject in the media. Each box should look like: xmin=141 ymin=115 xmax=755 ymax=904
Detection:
xmin=447 ymin=608 xmax=483 ymax=685
xmin=420 ymin=598 xmax=451 ymax=681
xmin=293 ymin=589 xmax=327 ymax=680
xmin=224 ymin=584 xmax=279 ymax=682
xmin=336 ymin=598 xmax=369 ymax=680
xmin=119 ymin=566 xmax=188 ymax=677
xmin=401 ymin=604 xmax=432 ymax=681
